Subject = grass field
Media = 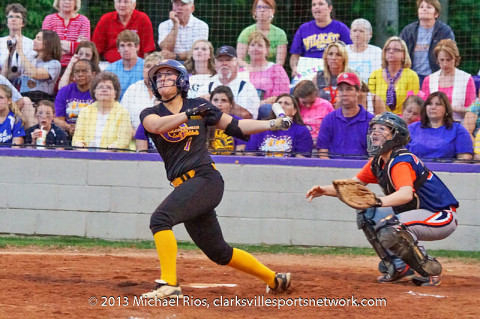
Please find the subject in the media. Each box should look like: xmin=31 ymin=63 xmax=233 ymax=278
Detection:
xmin=1 ymin=234 xmax=479 ymax=261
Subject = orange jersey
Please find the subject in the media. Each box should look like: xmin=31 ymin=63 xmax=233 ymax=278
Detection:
xmin=356 ymin=158 xmax=416 ymax=191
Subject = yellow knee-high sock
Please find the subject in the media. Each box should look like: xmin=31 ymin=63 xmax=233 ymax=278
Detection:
xmin=153 ymin=230 xmax=178 ymax=286
xmin=227 ymin=248 xmax=276 ymax=288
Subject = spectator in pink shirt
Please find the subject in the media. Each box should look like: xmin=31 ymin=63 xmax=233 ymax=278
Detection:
xmin=244 ymin=31 xmax=290 ymax=119
xmin=42 ymin=0 xmax=91 ymax=67
xmin=421 ymin=39 xmax=475 ymax=122
xmin=293 ymin=79 xmax=334 ymax=142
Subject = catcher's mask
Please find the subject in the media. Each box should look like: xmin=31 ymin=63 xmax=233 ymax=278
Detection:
xmin=148 ymin=59 xmax=190 ymax=102
xmin=367 ymin=112 xmax=410 ymax=156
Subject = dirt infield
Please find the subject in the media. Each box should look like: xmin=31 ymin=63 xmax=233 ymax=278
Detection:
xmin=1 ymin=247 xmax=479 ymax=319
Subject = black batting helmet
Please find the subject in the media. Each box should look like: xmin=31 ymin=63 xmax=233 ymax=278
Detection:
xmin=148 ymin=59 xmax=190 ymax=101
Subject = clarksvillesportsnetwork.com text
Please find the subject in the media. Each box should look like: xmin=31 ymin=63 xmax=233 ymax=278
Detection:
xmin=110 ymin=294 xmax=388 ymax=309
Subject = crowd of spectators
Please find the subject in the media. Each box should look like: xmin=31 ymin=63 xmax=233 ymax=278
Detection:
xmin=0 ymin=0 xmax=479 ymax=162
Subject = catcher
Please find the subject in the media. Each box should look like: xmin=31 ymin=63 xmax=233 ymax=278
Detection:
xmin=306 ymin=112 xmax=458 ymax=286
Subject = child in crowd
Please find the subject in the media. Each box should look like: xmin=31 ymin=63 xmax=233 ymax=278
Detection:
xmin=402 ymin=94 xmax=424 ymax=125
xmin=292 ymin=80 xmax=334 ymax=142
xmin=0 ymin=84 xmax=24 ymax=147
xmin=25 ymin=100 xmax=68 ymax=149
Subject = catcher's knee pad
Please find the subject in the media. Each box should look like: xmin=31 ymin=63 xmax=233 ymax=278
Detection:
xmin=376 ymin=215 xmax=442 ymax=277
xmin=356 ymin=208 xmax=376 ymax=229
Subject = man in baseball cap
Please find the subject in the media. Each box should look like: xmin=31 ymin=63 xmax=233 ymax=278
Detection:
xmin=194 ymin=44 xmax=259 ymax=119
xmin=316 ymin=71 xmax=374 ymax=159
xmin=215 ymin=45 xmax=237 ymax=58
xmin=158 ymin=0 xmax=208 ymax=61
xmin=337 ymin=72 xmax=361 ymax=88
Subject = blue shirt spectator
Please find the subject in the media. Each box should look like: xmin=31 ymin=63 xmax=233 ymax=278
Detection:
xmin=316 ymin=72 xmax=373 ymax=159
xmin=105 ymin=30 xmax=144 ymax=99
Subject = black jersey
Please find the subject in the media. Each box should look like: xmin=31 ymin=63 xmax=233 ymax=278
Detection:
xmin=140 ymin=98 xmax=215 ymax=181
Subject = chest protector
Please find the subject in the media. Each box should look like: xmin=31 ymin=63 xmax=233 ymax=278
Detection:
xmin=371 ymin=148 xmax=458 ymax=214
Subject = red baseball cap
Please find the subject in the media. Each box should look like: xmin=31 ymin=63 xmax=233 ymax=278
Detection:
xmin=337 ymin=72 xmax=361 ymax=88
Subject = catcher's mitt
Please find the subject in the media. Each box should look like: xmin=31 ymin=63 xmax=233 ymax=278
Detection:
xmin=332 ymin=179 xmax=382 ymax=210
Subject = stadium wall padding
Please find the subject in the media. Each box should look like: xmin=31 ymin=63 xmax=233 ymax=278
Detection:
xmin=0 ymin=149 xmax=479 ymax=251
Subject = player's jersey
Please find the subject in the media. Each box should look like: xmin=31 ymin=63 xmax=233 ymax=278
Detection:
xmin=371 ymin=148 xmax=459 ymax=213
xmin=140 ymin=98 xmax=215 ymax=181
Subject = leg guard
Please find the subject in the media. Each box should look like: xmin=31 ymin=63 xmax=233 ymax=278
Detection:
xmin=376 ymin=215 xmax=442 ymax=277
xmin=357 ymin=209 xmax=396 ymax=276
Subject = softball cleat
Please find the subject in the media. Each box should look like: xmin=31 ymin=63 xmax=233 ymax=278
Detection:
xmin=376 ymin=265 xmax=415 ymax=283
xmin=142 ymin=279 xmax=184 ymax=299
xmin=266 ymin=273 xmax=291 ymax=294
xmin=412 ymin=273 xmax=442 ymax=287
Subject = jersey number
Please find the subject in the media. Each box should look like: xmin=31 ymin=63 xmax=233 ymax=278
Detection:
xmin=184 ymin=137 xmax=192 ymax=151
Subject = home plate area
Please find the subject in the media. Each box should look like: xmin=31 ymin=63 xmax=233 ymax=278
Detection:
xmin=1 ymin=248 xmax=479 ymax=318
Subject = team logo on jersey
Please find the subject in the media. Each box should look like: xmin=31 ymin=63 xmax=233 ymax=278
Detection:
xmin=161 ymin=123 xmax=199 ymax=142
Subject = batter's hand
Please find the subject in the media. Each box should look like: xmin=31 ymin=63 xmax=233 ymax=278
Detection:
xmin=186 ymin=103 xmax=211 ymax=120
xmin=204 ymin=107 xmax=223 ymax=126
xmin=270 ymin=117 xmax=292 ymax=131
xmin=306 ymin=185 xmax=327 ymax=202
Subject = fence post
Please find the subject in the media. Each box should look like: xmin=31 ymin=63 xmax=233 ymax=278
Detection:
xmin=439 ymin=0 xmax=449 ymax=23
xmin=375 ymin=0 xmax=399 ymax=46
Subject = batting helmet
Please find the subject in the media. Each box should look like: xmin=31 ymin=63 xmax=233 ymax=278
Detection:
xmin=367 ymin=112 xmax=411 ymax=156
xmin=148 ymin=59 xmax=190 ymax=101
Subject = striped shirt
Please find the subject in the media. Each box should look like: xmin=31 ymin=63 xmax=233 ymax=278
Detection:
xmin=42 ymin=13 xmax=91 ymax=66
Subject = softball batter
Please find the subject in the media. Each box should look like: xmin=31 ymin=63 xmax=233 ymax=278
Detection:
xmin=306 ymin=112 xmax=458 ymax=286
xmin=140 ymin=59 xmax=291 ymax=299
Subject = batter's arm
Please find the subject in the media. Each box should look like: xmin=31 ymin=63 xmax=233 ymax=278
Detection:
xmin=216 ymin=113 xmax=272 ymax=135
xmin=142 ymin=113 xmax=188 ymax=135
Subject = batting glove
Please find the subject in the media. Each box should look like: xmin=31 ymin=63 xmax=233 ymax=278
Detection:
xmin=204 ymin=107 xmax=223 ymax=126
xmin=186 ymin=103 xmax=211 ymax=120
xmin=270 ymin=117 xmax=292 ymax=131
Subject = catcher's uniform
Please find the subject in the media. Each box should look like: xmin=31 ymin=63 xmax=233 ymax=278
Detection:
xmin=356 ymin=148 xmax=458 ymax=258
xmin=140 ymin=98 xmax=234 ymax=265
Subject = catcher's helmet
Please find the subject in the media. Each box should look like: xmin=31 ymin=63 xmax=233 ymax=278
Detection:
xmin=148 ymin=59 xmax=190 ymax=101
xmin=367 ymin=112 xmax=410 ymax=156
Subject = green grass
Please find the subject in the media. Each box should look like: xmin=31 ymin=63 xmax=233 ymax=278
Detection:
xmin=0 ymin=235 xmax=479 ymax=261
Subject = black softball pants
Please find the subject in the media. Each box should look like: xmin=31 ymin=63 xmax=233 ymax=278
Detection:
xmin=150 ymin=165 xmax=234 ymax=265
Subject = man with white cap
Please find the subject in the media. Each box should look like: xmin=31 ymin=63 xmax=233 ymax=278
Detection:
xmin=316 ymin=72 xmax=374 ymax=159
xmin=158 ymin=0 xmax=209 ymax=61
